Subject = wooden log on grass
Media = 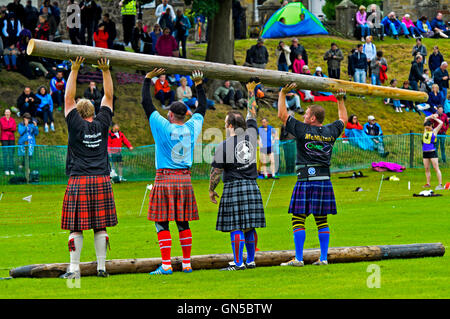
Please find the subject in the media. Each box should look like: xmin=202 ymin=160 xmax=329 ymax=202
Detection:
xmin=26 ymin=39 xmax=429 ymax=103
xmin=9 ymin=243 xmax=445 ymax=278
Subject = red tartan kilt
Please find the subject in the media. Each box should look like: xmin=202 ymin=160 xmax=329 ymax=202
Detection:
xmin=148 ymin=169 xmax=199 ymax=222
xmin=61 ymin=175 xmax=118 ymax=230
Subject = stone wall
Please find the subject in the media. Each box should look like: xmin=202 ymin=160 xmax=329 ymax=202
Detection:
xmin=383 ymin=0 xmax=449 ymax=21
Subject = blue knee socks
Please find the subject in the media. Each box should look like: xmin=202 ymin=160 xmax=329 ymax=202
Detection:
xmin=244 ymin=229 xmax=257 ymax=264
xmin=293 ymin=228 xmax=306 ymax=262
xmin=318 ymin=227 xmax=330 ymax=261
xmin=230 ymin=230 xmax=245 ymax=267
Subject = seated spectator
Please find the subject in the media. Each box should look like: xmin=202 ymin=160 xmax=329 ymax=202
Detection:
xmin=155 ymin=27 xmax=178 ymax=57
xmin=0 ymin=108 xmax=17 ymax=176
xmin=17 ymin=87 xmax=40 ymax=117
xmin=421 ymin=69 xmax=434 ymax=92
xmin=402 ymin=14 xmax=421 ymax=38
xmin=93 ymin=23 xmax=109 ymax=49
xmin=2 ymin=12 xmax=22 ymax=48
xmin=281 ymin=87 xmax=303 ymax=114
xmin=3 ymin=42 xmax=18 ymax=71
xmin=292 ymin=53 xmax=305 ymax=74
xmin=247 ymin=38 xmax=269 ymax=69
xmin=364 ymin=115 xmax=389 ymax=157
xmin=416 ymin=16 xmax=434 ymax=38
xmin=102 ymin=13 xmax=116 ymax=49
xmin=50 ymin=71 xmax=66 ymax=111
xmin=173 ymin=74 xmax=193 ymax=87
xmin=108 ymin=123 xmax=133 ymax=182
xmin=276 ymin=40 xmax=291 ymax=72
xmin=176 ymin=76 xmax=198 ymax=111
xmin=17 ymin=113 xmax=38 ymax=170
xmin=427 ymin=84 xmax=444 ymax=113
xmin=430 ymin=12 xmax=450 ymax=38
xmin=370 ymin=51 xmax=388 ymax=85
xmin=131 ymin=20 xmax=144 ymax=53
xmin=356 ymin=5 xmax=370 ymax=41
xmin=15 ymin=28 xmax=35 ymax=79
xmin=154 ymin=74 xmax=174 ymax=109
xmin=387 ymin=79 xmax=403 ymax=112
xmin=34 ymin=15 xmax=50 ymax=40
xmin=83 ymin=81 xmax=102 ymax=114
xmin=412 ymin=38 xmax=427 ymax=61
xmin=213 ymin=80 xmax=245 ymax=109
xmin=35 ymin=86 xmax=55 ymax=132
xmin=381 ymin=12 xmax=410 ymax=40
xmin=149 ymin=23 xmax=162 ymax=54
xmin=366 ymin=4 xmax=384 ymax=41
xmin=429 ymin=46 xmax=444 ymax=73
xmin=347 ymin=114 xmax=363 ymax=131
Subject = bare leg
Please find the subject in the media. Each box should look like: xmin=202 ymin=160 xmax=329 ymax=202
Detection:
xmin=430 ymin=158 xmax=442 ymax=185
xmin=423 ymin=158 xmax=431 ymax=185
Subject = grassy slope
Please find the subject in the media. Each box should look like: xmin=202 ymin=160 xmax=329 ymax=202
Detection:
xmin=0 ymin=168 xmax=448 ymax=298
xmin=1 ymin=36 xmax=448 ymax=146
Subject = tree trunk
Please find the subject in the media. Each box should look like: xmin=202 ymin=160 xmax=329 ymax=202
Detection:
xmin=205 ymin=0 xmax=234 ymax=64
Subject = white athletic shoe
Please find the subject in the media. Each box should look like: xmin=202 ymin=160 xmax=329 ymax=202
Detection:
xmin=312 ymin=260 xmax=328 ymax=265
xmin=435 ymin=184 xmax=445 ymax=190
xmin=280 ymin=258 xmax=304 ymax=267
xmin=10 ymin=171 xmax=14 ymax=176
xmin=4 ymin=171 xmax=9 ymax=176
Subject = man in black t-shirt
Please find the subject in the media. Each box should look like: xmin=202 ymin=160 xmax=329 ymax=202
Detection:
xmin=60 ymin=56 xmax=117 ymax=279
xmin=278 ymin=83 xmax=347 ymax=267
xmin=209 ymin=79 xmax=265 ymax=271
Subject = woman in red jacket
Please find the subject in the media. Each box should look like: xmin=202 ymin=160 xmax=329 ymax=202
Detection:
xmin=94 ymin=23 xmax=109 ymax=49
xmin=342 ymin=114 xmax=363 ymax=138
xmin=0 ymin=109 xmax=17 ymax=175
xmin=108 ymin=123 xmax=133 ymax=182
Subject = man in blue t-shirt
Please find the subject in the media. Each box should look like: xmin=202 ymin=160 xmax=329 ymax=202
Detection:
xmin=258 ymin=118 xmax=278 ymax=179
xmin=141 ymin=68 xmax=206 ymax=276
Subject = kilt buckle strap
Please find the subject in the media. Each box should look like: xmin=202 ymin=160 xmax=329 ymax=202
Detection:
xmin=297 ymin=166 xmax=330 ymax=182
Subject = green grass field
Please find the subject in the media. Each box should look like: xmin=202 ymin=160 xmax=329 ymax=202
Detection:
xmin=0 ymin=168 xmax=448 ymax=299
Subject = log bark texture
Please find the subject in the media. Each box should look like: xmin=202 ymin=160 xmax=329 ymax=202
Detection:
xmin=9 ymin=243 xmax=445 ymax=278
xmin=26 ymin=39 xmax=429 ymax=102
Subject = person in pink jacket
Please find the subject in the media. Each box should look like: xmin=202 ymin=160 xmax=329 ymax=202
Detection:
xmin=356 ymin=5 xmax=371 ymax=41
xmin=292 ymin=53 xmax=305 ymax=74
xmin=402 ymin=14 xmax=421 ymax=38
xmin=155 ymin=27 xmax=178 ymax=57
xmin=0 ymin=109 xmax=17 ymax=175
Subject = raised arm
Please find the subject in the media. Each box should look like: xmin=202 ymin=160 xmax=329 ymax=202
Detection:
xmin=191 ymin=70 xmax=207 ymax=117
xmin=142 ymin=68 xmax=165 ymax=119
xmin=427 ymin=114 xmax=443 ymax=135
xmin=65 ymin=56 xmax=84 ymax=117
xmin=336 ymin=89 xmax=348 ymax=126
xmin=277 ymin=83 xmax=297 ymax=126
xmin=98 ymin=58 xmax=113 ymax=111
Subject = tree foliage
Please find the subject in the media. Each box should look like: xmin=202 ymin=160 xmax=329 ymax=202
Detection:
xmin=323 ymin=0 xmax=383 ymax=21
xmin=184 ymin=0 xmax=220 ymax=18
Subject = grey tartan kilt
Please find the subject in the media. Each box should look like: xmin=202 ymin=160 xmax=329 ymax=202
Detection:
xmin=216 ymin=179 xmax=266 ymax=232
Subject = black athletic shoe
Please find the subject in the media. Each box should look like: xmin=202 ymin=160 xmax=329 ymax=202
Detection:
xmin=220 ymin=264 xmax=246 ymax=271
xmin=97 ymin=270 xmax=109 ymax=277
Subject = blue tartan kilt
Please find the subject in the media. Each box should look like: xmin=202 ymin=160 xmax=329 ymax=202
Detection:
xmin=288 ymin=180 xmax=337 ymax=216
xmin=216 ymin=179 xmax=266 ymax=232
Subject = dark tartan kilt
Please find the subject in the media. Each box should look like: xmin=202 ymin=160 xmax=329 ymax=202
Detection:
xmin=216 ymin=179 xmax=266 ymax=232
xmin=148 ymin=169 xmax=199 ymax=222
xmin=61 ymin=175 xmax=118 ymax=231
xmin=288 ymin=180 xmax=337 ymax=216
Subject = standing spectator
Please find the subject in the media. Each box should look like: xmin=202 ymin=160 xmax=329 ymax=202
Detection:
xmin=119 ymin=0 xmax=136 ymax=46
xmin=434 ymin=106 xmax=448 ymax=163
xmin=149 ymin=23 xmax=162 ymax=55
xmin=347 ymin=48 xmax=356 ymax=81
xmin=17 ymin=112 xmax=38 ymax=170
xmin=93 ymin=22 xmax=108 ymax=48
xmin=7 ymin=0 xmax=25 ymax=23
xmin=0 ymin=109 xmax=17 ymax=176
xmin=158 ymin=7 xmax=174 ymax=33
xmin=194 ymin=15 xmax=206 ymax=44
xmin=323 ymin=42 xmax=344 ymax=79
xmin=83 ymin=81 xmax=102 ymax=114
xmin=102 ymin=13 xmax=116 ymax=49
xmin=408 ymin=54 xmax=425 ymax=91
xmin=402 ymin=14 xmax=421 ymax=38
xmin=433 ymin=62 xmax=449 ymax=101
xmin=34 ymin=14 xmax=50 ymax=40
xmin=370 ymin=51 xmax=388 ymax=85
xmin=155 ymin=27 xmax=178 ymax=57
xmin=416 ymin=16 xmax=434 ymax=38
xmin=174 ymin=9 xmax=191 ymax=59
xmin=23 ymin=0 xmax=39 ymax=31
xmin=258 ymin=118 xmax=278 ymax=179
xmin=356 ymin=5 xmax=370 ymax=41
xmin=276 ymin=40 xmax=291 ymax=72
xmin=280 ymin=111 xmax=296 ymax=174
xmin=366 ymin=4 xmax=384 ymax=41
xmin=213 ymin=80 xmax=245 ymax=109
xmin=52 ymin=1 xmax=61 ymax=27
xmin=412 ymin=38 xmax=427 ymax=62
xmin=430 ymin=12 xmax=450 ymax=38
xmin=154 ymin=73 xmax=174 ymax=109
xmin=364 ymin=115 xmax=389 ymax=157
xmin=50 ymin=70 xmax=66 ymax=111
xmin=363 ymin=36 xmax=376 ymax=79
xmin=155 ymin=0 xmax=175 ymax=24
xmin=67 ymin=0 xmax=81 ymax=45
xmin=17 ymin=86 xmax=40 ymax=117
xmin=247 ymin=38 xmax=269 ymax=69
xmin=289 ymin=37 xmax=308 ymax=68
xmin=141 ymin=25 xmax=153 ymax=54
xmin=352 ymin=44 xmax=368 ymax=85
xmin=108 ymin=123 xmax=133 ymax=182
xmin=79 ymin=0 xmax=98 ymax=46
xmin=429 ymin=46 xmax=444 ymax=74
xmin=35 ymin=86 xmax=55 ymax=132
xmin=381 ymin=12 xmax=410 ymax=40
xmin=131 ymin=19 xmax=144 ymax=52
xmin=292 ymin=53 xmax=306 ymax=74
xmin=39 ymin=5 xmax=57 ymax=41
xmin=2 ymin=12 xmax=22 ymax=47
